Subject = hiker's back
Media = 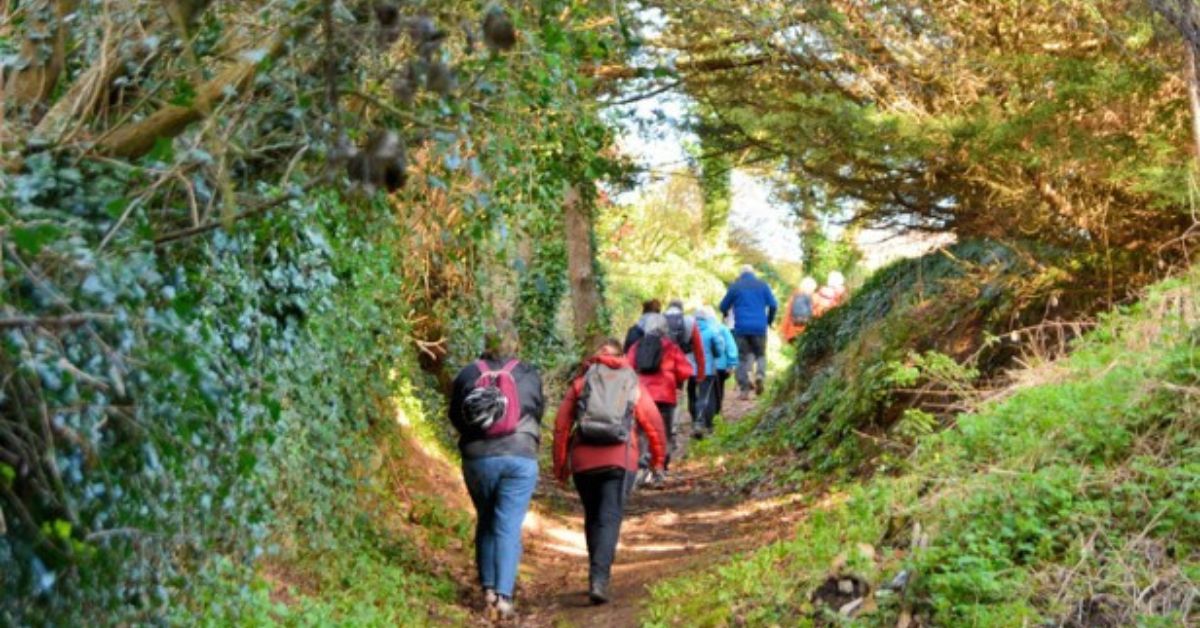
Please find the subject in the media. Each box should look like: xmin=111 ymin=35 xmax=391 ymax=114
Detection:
xmin=576 ymin=363 xmax=639 ymax=445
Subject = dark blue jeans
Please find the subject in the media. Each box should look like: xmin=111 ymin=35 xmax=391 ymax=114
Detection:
xmin=462 ymin=455 xmax=539 ymax=597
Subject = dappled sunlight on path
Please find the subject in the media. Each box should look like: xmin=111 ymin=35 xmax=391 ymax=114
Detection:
xmin=513 ymin=394 xmax=808 ymax=627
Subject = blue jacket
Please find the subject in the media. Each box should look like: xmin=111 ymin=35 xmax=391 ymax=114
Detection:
xmin=716 ymin=323 xmax=739 ymax=371
xmin=719 ymin=272 xmax=778 ymax=336
xmin=694 ymin=316 xmax=726 ymax=378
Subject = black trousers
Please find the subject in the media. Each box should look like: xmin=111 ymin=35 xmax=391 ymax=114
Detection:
xmin=686 ymin=377 xmax=698 ymax=422
xmin=715 ymin=369 xmax=731 ymax=415
xmin=574 ymin=468 xmax=633 ymax=584
xmin=637 ymin=402 xmax=675 ymax=470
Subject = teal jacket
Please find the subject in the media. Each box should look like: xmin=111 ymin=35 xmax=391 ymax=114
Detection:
xmin=695 ymin=316 xmax=728 ymax=378
xmin=715 ymin=323 xmax=739 ymax=372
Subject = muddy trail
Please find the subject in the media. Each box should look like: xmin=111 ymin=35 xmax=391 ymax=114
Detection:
xmin=512 ymin=396 xmax=808 ymax=627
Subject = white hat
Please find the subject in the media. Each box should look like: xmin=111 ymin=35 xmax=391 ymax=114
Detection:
xmin=828 ymin=271 xmax=845 ymax=288
xmin=800 ymin=277 xmax=818 ymax=293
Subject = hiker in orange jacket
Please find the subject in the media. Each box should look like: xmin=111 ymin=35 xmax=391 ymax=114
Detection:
xmin=780 ymin=277 xmax=819 ymax=343
xmin=552 ymin=338 xmax=667 ymax=605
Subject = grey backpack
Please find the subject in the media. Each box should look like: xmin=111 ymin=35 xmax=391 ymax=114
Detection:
xmin=575 ymin=364 xmax=639 ymax=445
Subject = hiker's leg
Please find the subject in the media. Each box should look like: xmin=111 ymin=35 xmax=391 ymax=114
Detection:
xmin=734 ymin=335 xmax=753 ymax=391
xmin=753 ymin=335 xmax=768 ymax=382
xmin=714 ymin=370 xmax=728 ymax=415
xmin=686 ymin=377 xmax=698 ymax=423
xmin=636 ymin=424 xmax=650 ymax=470
xmin=574 ymin=471 xmax=606 ymax=576
xmin=462 ymin=458 xmax=500 ymax=590
xmin=491 ymin=456 xmax=538 ymax=598
xmin=696 ymin=378 xmax=715 ymax=430
xmin=655 ymin=402 xmax=675 ymax=468
xmin=588 ymin=469 xmax=628 ymax=585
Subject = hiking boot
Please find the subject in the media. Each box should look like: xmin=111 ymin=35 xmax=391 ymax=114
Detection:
xmin=738 ymin=389 xmax=751 ymax=401
xmin=649 ymin=470 xmax=666 ymax=488
xmin=589 ymin=578 xmax=611 ymax=605
xmin=754 ymin=378 xmax=765 ymax=396
xmin=492 ymin=595 xmax=516 ymax=620
xmin=634 ymin=468 xmax=650 ymax=488
xmin=693 ymin=429 xmax=705 ymax=440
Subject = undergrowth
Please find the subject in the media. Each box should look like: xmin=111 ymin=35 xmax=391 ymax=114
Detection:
xmin=647 ymin=265 xmax=1200 ymax=626
xmin=701 ymin=240 xmax=1088 ymax=486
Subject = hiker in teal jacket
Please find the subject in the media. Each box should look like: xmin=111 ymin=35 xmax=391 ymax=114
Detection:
xmin=691 ymin=307 xmax=726 ymax=438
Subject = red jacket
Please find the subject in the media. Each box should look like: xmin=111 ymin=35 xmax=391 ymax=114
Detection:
xmin=625 ymin=338 xmax=694 ymax=405
xmin=553 ymin=354 xmax=667 ymax=480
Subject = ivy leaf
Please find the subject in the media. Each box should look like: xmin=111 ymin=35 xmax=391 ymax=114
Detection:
xmin=0 ymin=463 xmax=14 ymax=489
xmin=10 ymin=224 xmax=62 ymax=254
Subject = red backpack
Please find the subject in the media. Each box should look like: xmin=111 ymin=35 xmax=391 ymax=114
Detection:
xmin=471 ymin=359 xmax=522 ymax=438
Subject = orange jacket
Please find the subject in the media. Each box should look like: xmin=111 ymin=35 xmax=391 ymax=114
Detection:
xmin=779 ymin=293 xmax=807 ymax=343
xmin=552 ymin=354 xmax=666 ymax=481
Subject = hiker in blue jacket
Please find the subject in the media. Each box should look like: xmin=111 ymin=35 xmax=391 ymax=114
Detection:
xmin=719 ymin=265 xmax=778 ymax=399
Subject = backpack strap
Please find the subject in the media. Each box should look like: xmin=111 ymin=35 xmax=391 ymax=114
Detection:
xmin=475 ymin=359 xmax=492 ymax=375
xmin=500 ymin=359 xmax=520 ymax=373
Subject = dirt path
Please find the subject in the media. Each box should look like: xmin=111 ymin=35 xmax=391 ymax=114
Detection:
xmin=514 ymin=396 xmax=806 ymax=627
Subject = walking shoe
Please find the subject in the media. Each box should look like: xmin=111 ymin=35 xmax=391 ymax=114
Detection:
xmin=754 ymin=378 xmax=765 ymax=396
xmin=648 ymin=470 xmax=666 ymax=488
xmin=738 ymin=389 xmax=751 ymax=401
xmin=589 ymin=578 xmax=611 ymax=605
xmin=483 ymin=587 xmax=497 ymax=610
xmin=492 ymin=595 xmax=516 ymax=620
xmin=633 ymin=467 xmax=650 ymax=488
xmin=693 ymin=429 xmax=705 ymax=440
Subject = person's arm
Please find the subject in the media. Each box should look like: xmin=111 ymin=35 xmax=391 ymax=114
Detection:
xmin=552 ymin=381 xmax=580 ymax=482
xmin=634 ymin=389 xmax=667 ymax=470
xmin=672 ymin=344 xmax=695 ymax=383
xmin=447 ymin=366 xmax=474 ymax=435
xmin=719 ymin=288 xmax=734 ymax=319
xmin=690 ymin=324 xmax=706 ymax=381
xmin=521 ymin=364 xmax=545 ymax=423
xmin=765 ymin=285 xmax=779 ymax=327
xmin=623 ymin=325 xmax=644 ymax=353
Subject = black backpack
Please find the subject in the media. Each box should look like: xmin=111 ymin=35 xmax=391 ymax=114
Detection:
xmin=665 ymin=311 xmax=692 ymax=353
xmin=634 ymin=332 xmax=664 ymax=374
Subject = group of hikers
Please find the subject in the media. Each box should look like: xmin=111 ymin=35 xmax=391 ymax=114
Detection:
xmin=445 ymin=265 xmax=849 ymax=620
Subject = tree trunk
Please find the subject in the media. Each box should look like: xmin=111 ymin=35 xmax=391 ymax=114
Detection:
xmin=1186 ymin=45 xmax=1200 ymax=168
xmin=563 ymin=183 xmax=604 ymax=351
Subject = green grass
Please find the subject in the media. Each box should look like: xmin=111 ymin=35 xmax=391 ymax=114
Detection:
xmin=646 ymin=267 xmax=1200 ymax=626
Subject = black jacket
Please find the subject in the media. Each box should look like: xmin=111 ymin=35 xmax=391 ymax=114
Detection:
xmin=448 ymin=356 xmax=545 ymax=460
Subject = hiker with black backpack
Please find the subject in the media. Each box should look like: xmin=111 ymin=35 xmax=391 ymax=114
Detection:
xmin=622 ymin=298 xmax=661 ymax=352
xmin=780 ymin=277 xmax=818 ymax=344
xmin=553 ymin=338 xmax=667 ymax=604
xmin=624 ymin=313 xmax=694 ymax=485
xmin=662 ymin=299 xmax=707 ymax=428
xmin=448 ymin=326 xmax=544 ymax=621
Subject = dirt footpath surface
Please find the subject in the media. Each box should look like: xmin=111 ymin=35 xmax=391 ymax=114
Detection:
xmin=509 ymin=396 xmax=806 ymax=627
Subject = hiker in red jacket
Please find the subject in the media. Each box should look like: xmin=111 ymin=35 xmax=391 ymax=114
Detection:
xmin=624 ymin=313 xmax=693 ymax=485
xmin=553 ymin=338 xmax=667 ymax=604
